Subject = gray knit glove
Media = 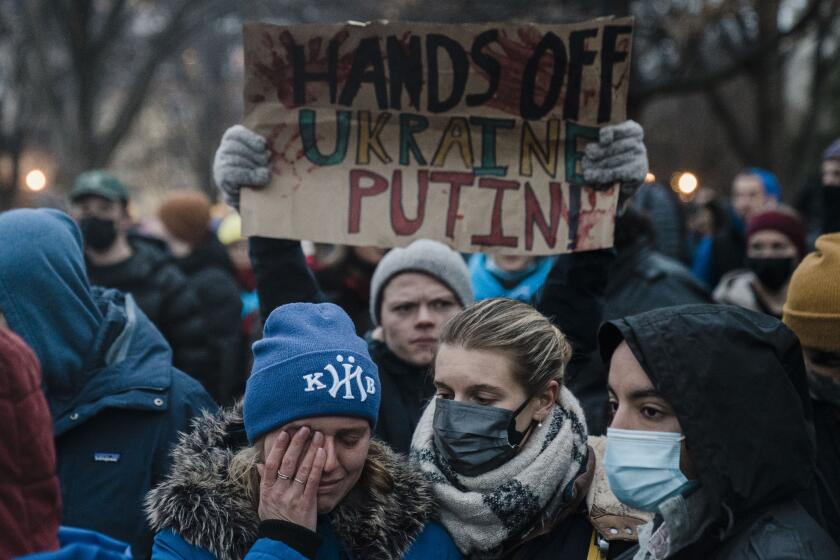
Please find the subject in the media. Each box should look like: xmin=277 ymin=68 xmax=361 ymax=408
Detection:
xmin=213 ymin=125 xmax=271 ymax=210
xmin=582 ymin=120 xmax=648 ymax=210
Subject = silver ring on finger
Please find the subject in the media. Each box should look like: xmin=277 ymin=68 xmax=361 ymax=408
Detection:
xmin=293 ymin=477 xmax=306 ymax=485
xmin=276 ymin=472 xmax=291 ymax=480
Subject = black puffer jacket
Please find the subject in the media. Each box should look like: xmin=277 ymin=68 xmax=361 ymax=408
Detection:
xmin=604 ymin=241 xmax=710 ymax=321
xmin=249 ymin=236 xmax=325 ymax=321
xmin=600 ymin=305 xmax=839 ymax=558
xmin=173 ymin=234 xmax=243 ymax=405
xmin=87 ymin=235 xmax=211 ymax=379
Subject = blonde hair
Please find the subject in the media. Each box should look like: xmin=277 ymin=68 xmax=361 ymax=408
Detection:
xmin=438 ymin=298 xmax=572 ymax=395
xmin=227 ymin=439 xmax=264 ymax=506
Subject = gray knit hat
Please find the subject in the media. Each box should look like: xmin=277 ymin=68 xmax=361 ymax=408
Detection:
xmin=370 ymin=239 xmax=474 ymax=325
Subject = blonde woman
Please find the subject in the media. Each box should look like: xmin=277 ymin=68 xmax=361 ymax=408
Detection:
xmin=410 ymin=298 xmax=645 ymax=559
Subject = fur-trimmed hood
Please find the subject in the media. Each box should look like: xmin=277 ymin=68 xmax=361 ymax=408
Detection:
xmin=146 ymin=403 xmax=437 ymax=560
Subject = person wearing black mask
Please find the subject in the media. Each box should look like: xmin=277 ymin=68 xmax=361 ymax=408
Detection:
xmin=68 ymin=171 xmax=212 ymax=381
xmin=713 ymin=208 xmax=806 ymax=318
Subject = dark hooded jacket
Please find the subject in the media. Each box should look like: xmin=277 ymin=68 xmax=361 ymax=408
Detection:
xmin=599 ymin=305 xmax=839 ymax=558
xmin=145 ymin=404 xmax=460 ymax=559
xmin=87 ymin=234 xmax=211 ymax=379
xmin=0 ymin=209 xmax=216 ymax=560
xmin=173 ymin=233 xmax=243 ymax=405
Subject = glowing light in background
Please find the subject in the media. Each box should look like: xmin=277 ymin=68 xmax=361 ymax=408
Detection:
xmin=25 ymin=169 xmax=47 ymax=192
xmin=644 ymin=172 xmax=656 ymax=183
xmin=677 ymin=172 xmax=698 ymax=194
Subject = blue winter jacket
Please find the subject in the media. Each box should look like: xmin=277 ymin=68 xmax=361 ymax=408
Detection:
xmin=151 ymin=521 xmax=459 ymax=559
xmin=18 ymin=527 xmax=131 ymax=560
xmin=0 ymin=209 xmax=217 ymax=559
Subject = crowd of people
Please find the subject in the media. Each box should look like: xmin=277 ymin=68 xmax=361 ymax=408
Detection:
xmin=1 ymin=117 xmax=839 ymax=560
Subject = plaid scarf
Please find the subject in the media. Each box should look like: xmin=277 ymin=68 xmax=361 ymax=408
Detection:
xmin=410 ymin=386 xmax=588 ymax=558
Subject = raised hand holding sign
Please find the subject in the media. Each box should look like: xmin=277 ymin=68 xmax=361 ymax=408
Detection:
xmin=238 ymin=19 xmax=636 ymax=254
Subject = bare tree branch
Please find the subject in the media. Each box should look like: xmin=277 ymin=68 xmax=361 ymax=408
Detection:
xmin=704 ymin=83 xmax=759 ymax=164
xmin=790 ymin=0 xmax=840 ymax=178
xmin=14 ymin=0 xmax=67 ymax=130
xmin=631 ymin=0 xmax=821 ymax=102
xmin=95 ymin=1 xmax=237 ymax=167
xmin=90 ymin=0 xmax=130 ymax=56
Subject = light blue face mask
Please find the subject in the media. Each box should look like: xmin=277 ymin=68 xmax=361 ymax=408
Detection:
xmin=604 ymin=427 xmax=698 ymax=512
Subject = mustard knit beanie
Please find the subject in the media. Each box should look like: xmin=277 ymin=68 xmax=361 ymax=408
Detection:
xmin=783 ymin=233 xmax=840 ymax=350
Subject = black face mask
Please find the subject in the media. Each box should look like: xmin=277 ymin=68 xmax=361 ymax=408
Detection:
xmin=746 ymin=257 xmax=795 ymax=291
xmin=79 ymin=216 xmax=118 ymax=252
xmin=432 ymin=396 xmax=534 ymax=477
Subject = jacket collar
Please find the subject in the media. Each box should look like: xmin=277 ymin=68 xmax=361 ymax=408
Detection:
xmin=53 ymin=288 xmax=173 ymax=435
xmin=146 ymin=403 xmax=436 ymax=560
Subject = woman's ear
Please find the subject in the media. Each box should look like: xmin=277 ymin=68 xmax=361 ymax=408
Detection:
xmin=533 ymin=380 xmax=560 ymax=422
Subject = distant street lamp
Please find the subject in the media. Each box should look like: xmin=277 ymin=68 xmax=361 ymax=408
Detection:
xmin=25 ymin=169 xmax=47 ymax=192
xmin=671 ymin=171 xmax=698 ymax=192
xmin=677 ymin=172 xmax=698 ymax=195
xmin=670 ymin=171 xmax=699 ymax=202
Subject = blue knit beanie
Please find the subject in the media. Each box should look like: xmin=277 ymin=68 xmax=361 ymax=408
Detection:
xmin=244 ymin=302 xmax=380 ymax=443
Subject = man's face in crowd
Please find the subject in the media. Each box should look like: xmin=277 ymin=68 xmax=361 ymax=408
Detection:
xmin=823 ymin=159 xmax=840 ymax=188
xmin=732 ymin=174 xmax=773 ymax=222
xmin=379 ymin=272 xmax=461 ymax=366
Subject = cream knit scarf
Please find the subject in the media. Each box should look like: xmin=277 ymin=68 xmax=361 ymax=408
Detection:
xmin=409 ymin=386 xmax=589 ymax=558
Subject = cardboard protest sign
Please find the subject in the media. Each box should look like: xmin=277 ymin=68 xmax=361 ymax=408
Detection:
xmin=241 ymin=18 xmax=633 ymax=254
